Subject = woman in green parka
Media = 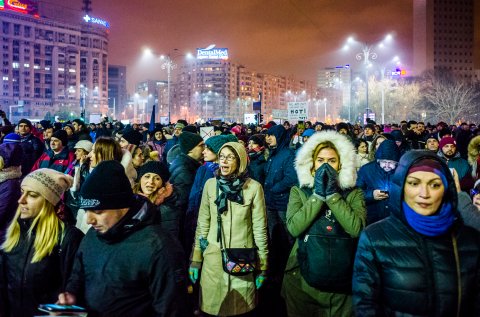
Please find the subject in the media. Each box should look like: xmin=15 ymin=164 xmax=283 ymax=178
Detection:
xmin=189 ymin=142 xmax=269 ymax=316
xmin=282 ymin=130 xmax=366 ymax=317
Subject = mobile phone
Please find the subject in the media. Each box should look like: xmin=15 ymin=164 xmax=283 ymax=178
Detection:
xmin=38 ymin=304 xmax=86 ymax=313
xmin=380 ymin=190 xmax=389 ymax=195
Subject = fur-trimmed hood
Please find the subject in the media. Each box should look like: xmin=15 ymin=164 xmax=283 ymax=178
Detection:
xmin=468 ymin=135 xmax=480 ymax=166
xmin=295 ymin=130 xmax=357 ymax=189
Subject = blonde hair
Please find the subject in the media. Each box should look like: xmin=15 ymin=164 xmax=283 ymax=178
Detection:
xmin=0 ymin=156 xmax=4 ymax=170
xmin=2 ymin=198 xmax=64 ymax=263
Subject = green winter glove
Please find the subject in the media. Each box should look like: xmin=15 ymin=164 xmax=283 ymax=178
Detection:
xmin=255 ymin=272 xmax=267 ymax=289
xmin=189 ymin=262 xmax=202 ymax=284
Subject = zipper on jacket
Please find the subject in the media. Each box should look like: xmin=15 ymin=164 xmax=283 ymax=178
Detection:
xmin=304 ymin=234 xmax=309 ymax=242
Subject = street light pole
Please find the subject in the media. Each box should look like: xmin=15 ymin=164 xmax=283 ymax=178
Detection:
xmin=161 ymin=55 xmax=176 ymax=124
xmin=324 ymin=98 xmax=327 ymax=122
xmin=356 ymin=45 xmax=377 ymax=122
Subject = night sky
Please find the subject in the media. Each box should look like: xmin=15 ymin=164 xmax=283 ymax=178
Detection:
xmin=55 ymin=0 xmax=413 ymax=91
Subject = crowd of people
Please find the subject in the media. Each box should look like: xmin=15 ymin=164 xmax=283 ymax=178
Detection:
xmin=0 ymin=114 xmax=479 ymax=316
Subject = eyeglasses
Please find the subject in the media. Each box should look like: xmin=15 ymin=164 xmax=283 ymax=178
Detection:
xmin=219 ymin=154 xmax=236 ymax=162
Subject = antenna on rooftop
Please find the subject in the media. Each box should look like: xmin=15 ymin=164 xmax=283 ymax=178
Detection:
xmin=82 ymin=0 xmax=92 ymax=14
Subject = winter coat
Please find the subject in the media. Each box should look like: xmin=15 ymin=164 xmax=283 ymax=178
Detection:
xmin=147 ymin=140 xmax=167 ymax=161
xmin=356 ymin=153 xmax=370 ymax=169
xmin=31 ymin=147 xmax=75 ymax=174
xmin=65 ymin=197 xmax=188 ymax=316
xmin=19 ymin=134 xmax=44 ymax=176
xmin=0 ymin=221 xmax=83 ymax=317
xmin=356 ymin=139 xmax=400 ymax=225
xmin=191 ymin=177 xmax=268 ymax=316
xmin=169 ymin=153 xmax=201 ymax=211
xmin=152 ymin=183 xmax=183 ymax=239
xmin=264 ymin=139 xmax=298 ymax=211
xmin=163 ymin=135 xmax=179 ymax=164
xmin=281 ymin=131 xmax=366 ymax=316
xmin=0 ymin=167 xmax=21 ymax=244
xmin=353 ymin=150 xmax=480 ymax=317
xmin=247 ymin=149 xmax=267 ymax=184
xmin=438 ymin=151 xmax=473 ymax=191
xmin=457 ymin=191 xmax=480 ymax=231
xmin=184 ymin=162 xmax=217 ymax=257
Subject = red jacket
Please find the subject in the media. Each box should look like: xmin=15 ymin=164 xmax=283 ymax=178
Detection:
xmin=31 ymin=147 xmax=75 ymax=175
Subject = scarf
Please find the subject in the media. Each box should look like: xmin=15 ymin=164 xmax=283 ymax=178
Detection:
xmin=215 ymin=174 xmax=247 ymax=214
xmin=403 ymin=201 xmax=455 ymax=237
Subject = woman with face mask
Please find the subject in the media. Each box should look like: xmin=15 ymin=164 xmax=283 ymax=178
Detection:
xmin=282 ymin=130 xmax=366 ymax=317
xmin=189 ymin=142 xmax=268 ymax=316
xmin=353 ymin=151 xmax=480 ymax=316
xmin=0 ymin=169 xmax=84 ymax=317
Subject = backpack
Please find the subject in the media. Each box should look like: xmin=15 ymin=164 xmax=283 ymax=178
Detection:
xmin=297 ymin=188 xmax=358 ymax=293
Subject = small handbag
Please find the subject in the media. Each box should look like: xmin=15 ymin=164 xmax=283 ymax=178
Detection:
xmin=217 ymin=212 xmax=257 ymax=276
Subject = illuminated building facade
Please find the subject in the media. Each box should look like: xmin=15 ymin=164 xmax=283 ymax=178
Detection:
xmin=0 ymin=1 xmax=109 ymax=121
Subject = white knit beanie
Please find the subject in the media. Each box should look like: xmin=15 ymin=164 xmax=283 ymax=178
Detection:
xmin=21 ymin=169 xmax=73 ymax=205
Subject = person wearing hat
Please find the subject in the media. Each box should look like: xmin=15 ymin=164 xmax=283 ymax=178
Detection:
xmin=281 ymin=130 xmax=366 ymax=317
xmin=247 ymin=134 xmax=268 ymax=184
xmin=31 ymin=129 xmax=75 ymax=174
xmin=468 ymin=135 xmax=480 ymax=182
xmin=357 ymin=139 xmax=401 ymax=225
xmin=17 ymin=118 xmax=45 ymax=176
xmin=184 ymin=134 xmax=238 ymax=261
xmin=425 ymin=133 xmax=440 ymax=152
xmin=147 ymin=126 xmax=168 ymax=161
xmin=360 ymin=123 xmax=376 ymax=146
xmin=133 ymin=161 xmax=180 ymax=238
xmin=437 ymin=136 xmax=473 ymax=191
xmin=162 ymin=122 xmax=185 ymax=164
xmin=0 ymin=140 xmax=23 ymax=244
xmin=0 ymin=169 xmax=83 ymax=317
xmin=264 ymin=124 xmax=298 ymax=288
xmin=353 ymin=151 xmax=480 ymax=316
xmin=72 ymin=119 xmax=92 ymax=142
xmin=189 ymin=142 xmax=268 ymax=316
xmin=63 ymin=123 xmax=79 ymax=150
xmin=58 ymin=160 xmax=188 ymax=316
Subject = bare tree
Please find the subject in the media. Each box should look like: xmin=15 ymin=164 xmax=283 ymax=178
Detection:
xmin=418 ymin=69 xmax=480 ymax=123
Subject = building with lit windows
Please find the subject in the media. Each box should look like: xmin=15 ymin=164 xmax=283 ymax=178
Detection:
xmin=413 ymin=0 xmax=480 ymax=79
xmin=0 ymin=1 xmax=109 ymax=122
xmin=174 ymin=56 xmax=314 ymax=123
xmin=108 ymin=65 xmax=127 ymax=120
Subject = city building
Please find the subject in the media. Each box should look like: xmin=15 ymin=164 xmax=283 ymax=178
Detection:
xmin=174 ymin=57 xmax=314 ymax=123
xmin=317 ymin=65 xmax=352 ymax=122
xmin=108 ymin=65 xmax=127 ymax=120
xmin=0 ymin=1 xmax=109 ymax=122
xmin=413 ymin=0 xmax=480 ymax=79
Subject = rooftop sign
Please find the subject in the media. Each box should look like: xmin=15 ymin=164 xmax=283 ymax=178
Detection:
xmin=197 ymin=44 xmax=228 ymax=60
xmin=83 ymin=14 xmax=110 ymax=28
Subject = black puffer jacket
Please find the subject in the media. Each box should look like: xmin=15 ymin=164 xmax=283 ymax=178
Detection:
xmin=169 ymin=153 xmax=201 ymax=208
xmin=0 ymin=221 xmax=84 ymax=317
xmin=65 ymin=197 xmax=188 ymax=316
xmin=353 ymin=151 xmax=480 ymax=317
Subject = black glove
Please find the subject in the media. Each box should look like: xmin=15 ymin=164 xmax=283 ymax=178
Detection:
xmin=323 ymin=163 xmax=339 ymax=196
xmin=314 ymin=164 xmax=328 ymax=197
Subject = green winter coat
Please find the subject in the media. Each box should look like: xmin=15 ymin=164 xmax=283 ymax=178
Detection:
xmin=281 ymin=130 xmax=367 ymax=317
xmin=192 ymin=175 xmax=268 ymax=316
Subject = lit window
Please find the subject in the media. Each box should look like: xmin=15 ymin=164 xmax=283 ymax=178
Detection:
xmin=33 ymin=65 xmax=39 ymax=69
xmin=12 ymin=62 xmax=19 ymax=68
xmin=45 ymin=67 xmax=50 ymax=71
xmin=58 ymin=68 xmax=64 ymax=72
xmin=3 ymin=76 xmax=8 ymax=81
xmin=24 ymin=63 xmax=29 ymax=68
xmin=69 ymin=69 xmax=76 ymax=73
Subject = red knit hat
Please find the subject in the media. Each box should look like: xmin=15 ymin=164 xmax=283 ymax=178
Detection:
xmin=439 ymin=136 xmax=456 ymax=149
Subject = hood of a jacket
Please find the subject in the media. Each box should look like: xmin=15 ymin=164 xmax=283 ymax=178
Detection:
xmin=267 ymin=124 xmax=289 ymax=149
xmin=389 ymin=150 xmax=458 ymax=222
xmin=375 ymin=139 xmax=401 ymax=162
xmin=295 ymin=130 xmax=357 ymax=189
xmin=468 ymin=135 xmax=480 ymax=166
xmin=97 ymin=195 xmax=157 ymax=244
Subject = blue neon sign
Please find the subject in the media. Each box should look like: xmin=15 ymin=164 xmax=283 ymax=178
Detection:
xmin=83 ymin=14 xmax=110 ymax=28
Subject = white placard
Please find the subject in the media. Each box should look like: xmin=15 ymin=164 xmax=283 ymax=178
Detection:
xmin=287 ymin=102 xmax=308 ymax=121
xmin=244 ymin=113 xmax=257 ymax=125
xmin=200 ymin=126 xmax=215 ymax=140
xmin=272 ymin=109 xmax=288 ymax=120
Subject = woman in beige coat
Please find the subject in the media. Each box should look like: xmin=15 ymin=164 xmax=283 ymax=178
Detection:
xmin=190 ymin=142 xmax=268 ymax=316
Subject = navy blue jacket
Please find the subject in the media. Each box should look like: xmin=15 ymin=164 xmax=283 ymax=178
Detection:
xmin=19 ymin=134 xmax=44 ymax=176
xmin=248 ymin=150 xmax=267 ymax=184
xmin=264 ymin=125 xmax=298 ymax=211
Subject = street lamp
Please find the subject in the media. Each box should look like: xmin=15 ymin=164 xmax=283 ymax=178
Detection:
xmin=344 ymin=34 xmax=394 ymax=123
xmin=80 ymin=84 xmax=87 ymax=120
xmin=160 ymin=55 xmax=176 ymax=124
xmin=324 ymin=98 xmax=327 ymax=123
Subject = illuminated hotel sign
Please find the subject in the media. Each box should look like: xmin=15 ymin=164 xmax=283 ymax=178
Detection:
xmin=83 ymin=14 xmax=110 ymax=28
xmin=1 ymin=0 xmax=38 ymax=15
xmin=197 ymin=45 xmax=228 ymax=60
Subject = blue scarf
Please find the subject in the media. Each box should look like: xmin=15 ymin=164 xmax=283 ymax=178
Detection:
xmin=403 ymin=201 xmax=455 ymax=237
